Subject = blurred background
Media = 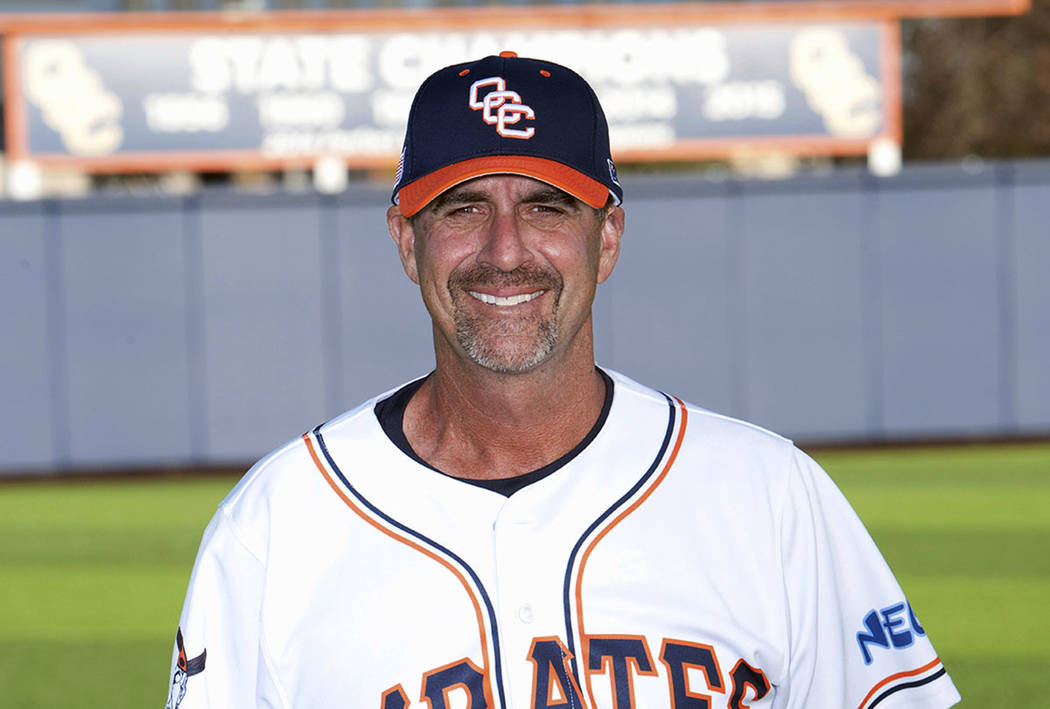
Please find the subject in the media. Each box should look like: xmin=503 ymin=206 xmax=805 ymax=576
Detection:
xmin=0 ymin=0 xmax=1047 ymax=707
xmin=2 ymin=0 xmax=1049 ymax=470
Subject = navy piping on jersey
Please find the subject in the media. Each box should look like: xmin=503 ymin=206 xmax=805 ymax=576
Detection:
xmin=560 ymin=392 xmax=677 ymax=688
xmin=311 ymin=425 xmax=508 ymax=709
xmin=868 ymin=668 xmax=948 ymax=709
xmin=375 ymin=368 xmax=615 ymax=497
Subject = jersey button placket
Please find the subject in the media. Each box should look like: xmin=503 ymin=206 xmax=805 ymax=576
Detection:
xmin=495 ymin=516 xmax=538 ymax=629
xmin=493 ymin=503 xmax=549 ymax=702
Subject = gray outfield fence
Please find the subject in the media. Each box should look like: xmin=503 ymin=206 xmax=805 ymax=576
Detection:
xmin=2 ymin=160 xmax=1049 ymax=474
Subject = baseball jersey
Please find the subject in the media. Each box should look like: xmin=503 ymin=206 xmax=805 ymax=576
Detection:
xmin=165 ymin=369 xmax=960 ymax=709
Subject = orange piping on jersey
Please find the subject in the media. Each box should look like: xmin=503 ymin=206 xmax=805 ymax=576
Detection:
xmin=856 ymin=657 xmax=943 ymax=709
xmin=303 ymin=433 xmax=497 ymax=709
xmin=573 ymin=397 xmax=689 ymax=709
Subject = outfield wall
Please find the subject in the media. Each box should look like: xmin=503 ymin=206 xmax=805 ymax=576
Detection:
xmin=2 ymin=160 xmax=1049 ymax=473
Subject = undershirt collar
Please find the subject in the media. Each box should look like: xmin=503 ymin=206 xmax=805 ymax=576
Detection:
xmin=375 ymin=368 xmax=614 ymax=497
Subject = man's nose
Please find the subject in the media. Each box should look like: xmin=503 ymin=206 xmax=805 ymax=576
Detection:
xmin=477 ymin=209 xmax=531 ymax=272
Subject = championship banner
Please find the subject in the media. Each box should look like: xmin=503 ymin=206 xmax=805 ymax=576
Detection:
xmin=3 ymin=18 xmax=899 ymax=172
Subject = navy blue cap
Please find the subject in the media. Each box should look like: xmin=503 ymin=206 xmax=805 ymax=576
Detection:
xmin=392 ymin=52 xmax=622 ymax=216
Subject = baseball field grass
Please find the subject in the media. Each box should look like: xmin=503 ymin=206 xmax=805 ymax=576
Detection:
xmin=1 ymin=443 xmax=1047 ymax=708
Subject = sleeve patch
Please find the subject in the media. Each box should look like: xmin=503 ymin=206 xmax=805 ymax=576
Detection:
xmin=856 ymin=601 xmax=926 ymax=665
xmin=165 ymin=627 xmax=207 ymax=709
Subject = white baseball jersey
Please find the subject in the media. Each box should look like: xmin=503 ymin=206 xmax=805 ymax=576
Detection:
xmin=166 ymin=369 xmax=960 ymax=709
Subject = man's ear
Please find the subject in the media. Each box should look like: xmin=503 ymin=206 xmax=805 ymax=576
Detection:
xmin=387 ymin=205 xmax=420 ymax=284
xmin=596 ymin=205 xmax=625 ymax=284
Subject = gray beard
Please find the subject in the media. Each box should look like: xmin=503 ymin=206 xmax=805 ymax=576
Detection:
xmin=454 ymin=304 xmax=559 ymax=373
xmin=448 ymin=263 xmax=562 ymax=373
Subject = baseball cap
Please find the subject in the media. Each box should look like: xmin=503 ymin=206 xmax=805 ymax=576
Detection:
xmin=392 ymin=51 xmax=623 ymax=217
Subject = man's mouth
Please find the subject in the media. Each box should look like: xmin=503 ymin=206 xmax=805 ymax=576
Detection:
xmin=467 ymin=289 xmax=546 ymax=306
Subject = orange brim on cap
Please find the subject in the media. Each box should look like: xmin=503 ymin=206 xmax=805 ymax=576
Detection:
xmin=395 ymin=155 xmax=610 ymax=217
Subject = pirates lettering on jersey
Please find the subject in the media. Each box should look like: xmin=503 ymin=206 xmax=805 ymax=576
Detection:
xmin=728 ymin=660 xmax=771 ymax=709
xmin=528 ymin=637 xmax=585 ymax=709
xmin=422 ymin=659 xmax=488 ymax=709
xmin=586 ymin=635 xmax=658 ymax=709
xmin=659 ymin=639 xmax=725 ymax=708
xmin=857 ymin=600 xmax=927 ymax=665
xmin=381 ymin=659 xmax=488 ymax=709
xmin=384 ymin=634 xmax=767 ymax=708
xmin=382 ymin=685 xmax=411 ymax=709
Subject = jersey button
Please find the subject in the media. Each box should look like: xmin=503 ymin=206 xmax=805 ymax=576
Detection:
xmin=517 ymin=604 xmax=535 ymax=624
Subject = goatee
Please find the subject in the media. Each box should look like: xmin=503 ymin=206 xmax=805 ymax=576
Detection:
xmin=449 ymin=263 xmax=563 ymax=373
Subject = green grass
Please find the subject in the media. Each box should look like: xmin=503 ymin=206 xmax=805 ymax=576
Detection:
xmin=1 ymin=444 xmax=1048 ymax=707
xmin=0 ymin=476 xmax=237 ymax=708
xmin=813 ymin=443 xmax=1050 ymax=708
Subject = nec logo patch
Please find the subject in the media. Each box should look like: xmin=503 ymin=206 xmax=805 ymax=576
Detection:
xmin=856 ymin=600 xmax=926 ymax=665
xmin=469 ymin=76 xmax=535 ymax=139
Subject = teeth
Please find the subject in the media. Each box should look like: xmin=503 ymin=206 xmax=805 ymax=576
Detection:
xmin=469 ymin=290 xmax=545 ymax=306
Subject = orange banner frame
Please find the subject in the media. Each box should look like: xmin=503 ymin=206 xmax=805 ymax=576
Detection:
xmin=0 ymin=0 xmax=1032 ymax=32
xmin=0 ymin=0 xmax=1027 ymax=173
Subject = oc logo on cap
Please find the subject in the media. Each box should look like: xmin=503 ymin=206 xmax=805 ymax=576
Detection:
xmin=468 ymin=77 xmax=536 ymax=139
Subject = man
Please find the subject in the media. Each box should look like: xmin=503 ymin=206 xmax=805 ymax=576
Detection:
xmin=167 ymin=52 xmax=960 ymax=709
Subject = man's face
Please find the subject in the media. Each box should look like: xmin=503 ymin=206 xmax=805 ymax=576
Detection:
xmin=388 ymin=175 xmax=623 ymax=374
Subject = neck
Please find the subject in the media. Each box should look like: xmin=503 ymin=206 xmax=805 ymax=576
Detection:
xmin=403 ymin=324 xmax=606 ymax=480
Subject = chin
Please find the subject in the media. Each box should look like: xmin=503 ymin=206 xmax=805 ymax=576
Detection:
xmin=455 ymin=309 xmax=559 ymax=374
xmin=458 ymin=329 xmax=558 ymax=373
xmin=462 ymin=343 xmax=555 ymax=374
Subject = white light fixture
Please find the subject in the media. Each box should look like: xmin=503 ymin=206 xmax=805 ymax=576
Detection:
xmin=6 ymin=161 xmax=44 ymax=201
xmin=313 ymin=155 xmax=348 ymax=195
xmin=868 ymin=138 xmax=902 ymax=177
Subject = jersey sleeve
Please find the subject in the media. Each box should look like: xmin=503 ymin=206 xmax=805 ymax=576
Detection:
xmin=778 ymin=448 xmax=960 ymax=709
xmin=164 ymin=507 xmax=273 ymax=709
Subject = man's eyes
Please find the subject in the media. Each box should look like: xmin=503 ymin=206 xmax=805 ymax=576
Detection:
xmin=440 ymin=204 xmax=482 ymax=217
xmin=527 ymin=203 xmax=568 ymax=215
xmin=437 ymin=202 xmax=570 ymax=219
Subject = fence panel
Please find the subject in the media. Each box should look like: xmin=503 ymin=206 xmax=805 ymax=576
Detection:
xmin=2 ymin=160 xmax=1049 ymax=472
xmin=1012 ymin=173 xmax=1050 ymax=432
xmin=735 ymin=185 xmax=870 ymax=440
xmin=198 ymin=195 xmax=327 ymax=461
xmin=0 ymin=205 xmax=55 ymax=468
xmin=59 ymin=200 xmax=195 ymax=465
xmin=875 ymin=177 xmax=1003 ymax=437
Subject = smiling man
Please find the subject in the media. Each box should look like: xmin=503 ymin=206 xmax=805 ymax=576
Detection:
xmin=386 ymin=172 xmax=622 ymax=482
xmin=167 ymin=53 xmax=960 ymax=709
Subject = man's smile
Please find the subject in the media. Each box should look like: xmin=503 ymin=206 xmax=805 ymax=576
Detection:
xmin=467 ymin=289 xmax=547 ymax=307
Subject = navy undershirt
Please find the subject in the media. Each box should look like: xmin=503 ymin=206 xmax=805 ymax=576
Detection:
xmin=374 ymin=368 xmax=614 ymax=497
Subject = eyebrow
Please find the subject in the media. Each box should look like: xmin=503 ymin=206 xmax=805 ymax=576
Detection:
xmin=429 ymin=188 xmax=489 ymax=212
xmin=523 ymin=188 xmax=580 ymax=208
